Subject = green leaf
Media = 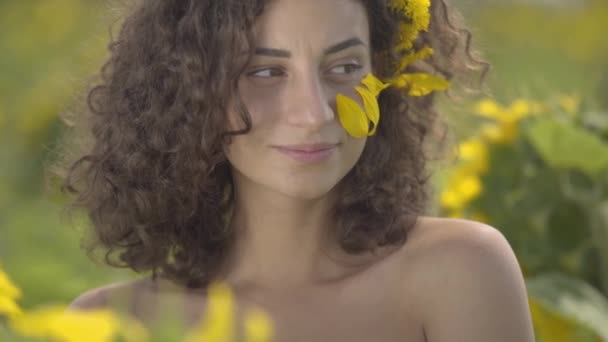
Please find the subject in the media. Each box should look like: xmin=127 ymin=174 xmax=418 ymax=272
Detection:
xmin=546 ymin=200 xmax=589 ymax=254
xmin=527 ymin=273 xmax=608 ymax=340
xmin=526 ymin=119 xmax=608 ymax=176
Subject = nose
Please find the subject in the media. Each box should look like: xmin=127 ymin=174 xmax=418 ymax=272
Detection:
xmin=285 ymin=72 xmax=335 ymax=129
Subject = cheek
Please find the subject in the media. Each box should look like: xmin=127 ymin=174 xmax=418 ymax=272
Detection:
xmin=345 ymin=137 xmax=367 ymax=164
xmin=238 ymin=79 xmax=285 ymax=124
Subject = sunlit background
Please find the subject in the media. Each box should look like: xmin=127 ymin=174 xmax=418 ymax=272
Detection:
xmin=1 ymin=0 xmax=607 ymax=340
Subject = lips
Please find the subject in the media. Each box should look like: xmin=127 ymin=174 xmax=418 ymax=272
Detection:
xmin=273 ymin=143 xmax=338 ymax=152
xmin=272 ymin=143 xmax=338 ymax=162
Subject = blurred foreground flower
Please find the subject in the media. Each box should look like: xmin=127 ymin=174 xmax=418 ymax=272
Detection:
xmin=9 ymin=305 xmax=147 ymax=342
xmin=0 ymin=265 xmax=23 ymax=318
xmin=1 ymin=262 xmax=148 ymax=342
xmin=185 ymin=281 xmax=274 ymax=342
xmin=2 ymin=259 xmax=274 ymax=341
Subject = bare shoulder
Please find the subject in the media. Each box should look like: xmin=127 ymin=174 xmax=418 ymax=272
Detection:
xmin=398 ymin=216 xmax=535 ymax=342
xmin=67 ymin=277 xmax=150 ymax=312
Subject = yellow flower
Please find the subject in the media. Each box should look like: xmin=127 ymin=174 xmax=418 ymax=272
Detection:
xmin=558 ymin=94 xmax=580 ymax=114
xmin=475 ymin=98 xmax=540 ymax=125
xmin=397 ymin=46 xmax=434 ymax=72
xmin=336 ymin=73 xmax=390 ymax=138
xmin=0 ymin=265 xmax=23 ymax=319
xmin=475 ymin=99 xmax=503 ymax=119
xmin=388 ymin=73 xmax=450 ymax=96
xmin=458 ymin=138 xmax=489 ymax=173
xmin=244 ymin=308 xmax=274 ymax=342
xmin=474 ymin=98 xmax=546 ymax=145
xmin=0 ymin=296 xmax=23 ymax=318
xmin=440 ymin=173 xmax=482 ymax=210
xmin=0 ymin=266 xmax=22 ymax=301
xmin=9 ymin=305 xmax=122 ymax=342
xmin=185 ymin=281 xmax=236 ymax=342
xmin=389 ymin=0 xmax=432 ymax=50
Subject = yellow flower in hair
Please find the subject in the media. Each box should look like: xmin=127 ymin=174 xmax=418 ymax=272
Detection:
xmin=385 ymin=0 xmax=451 ymax=95
xmin=336 ymin=0 xmax=449 ymax=138
xmin=336 ymin=73 xmax=390 ymax=138
xmin=397 ymin=46 xmax=434 ymax=72
xmin=389 ymin=0 xmax=431 ymax=50
xmin=389 ymin=73 xmax=450 ymax=96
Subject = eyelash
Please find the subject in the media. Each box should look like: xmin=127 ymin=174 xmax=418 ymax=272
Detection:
xmin=247 ymin=63 xmax=364 ymax=79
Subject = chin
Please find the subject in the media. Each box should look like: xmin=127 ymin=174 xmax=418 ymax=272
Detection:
xmin=273 ymin=176 xmax=340 ymax=201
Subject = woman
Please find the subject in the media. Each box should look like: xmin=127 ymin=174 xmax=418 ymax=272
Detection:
xmin=54 ymin=0 xmax=535 ymax=340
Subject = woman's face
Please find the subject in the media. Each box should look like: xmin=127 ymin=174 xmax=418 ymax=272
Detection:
xmin=226 ymin=0 xmax=371 ymax=200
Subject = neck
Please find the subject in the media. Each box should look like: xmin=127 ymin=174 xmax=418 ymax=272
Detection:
xmin=218 ymin=175 xmax=345 ymax=291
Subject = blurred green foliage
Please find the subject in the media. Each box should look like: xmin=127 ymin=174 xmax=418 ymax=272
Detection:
xmin=438 ymin=94 xmax=608 ymax=340
xmin=0 ymin=0 xmax=129 ymax=308
xmin=1 ymin=1 xmax=607 ymax=340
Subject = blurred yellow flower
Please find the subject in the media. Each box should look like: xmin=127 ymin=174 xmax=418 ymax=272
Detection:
xmin=0 ymin=296 xmax=23 ymax=318
xmin=475 ymin=98 xmax=542 ymax=125
xmin=9 ymin=305 xmax=148 ymax=342
xmin=558 ymin=94 xmax=581 ymax=115
xmin=458 ymin=138 xmax=489 ymax=173
xmin=0 ymin=264 xmax=23 ymax=319
xmin=185 ymin=281 xmax=236 ymax=342
xmin=480 ymin=121 xmax=519 ymax=145
xmin=244 ymin=308 xmax=274 ymax=342
xmin=479 ymin=123 xmax=508 ymax=144
xmin=336 ymin=73 xmax=390 ymax=138
xmin=0 ymin=265 xmax=22 ymax=301
xmin=475 ymin=98 xmax=502 ymax=117
xmin=9 ymin=306 xmax=121 ymax=342
xmin=185 ymin=281 xmax=275 ymax=342
xmin=440 ymin=173 xmax=483 ymax=210
xmin=474 ymin=98 xmax=546 ymax=145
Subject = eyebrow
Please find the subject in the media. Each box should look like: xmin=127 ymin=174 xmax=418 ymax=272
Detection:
xmin=254 ymin=37 xmax=365 ymax=58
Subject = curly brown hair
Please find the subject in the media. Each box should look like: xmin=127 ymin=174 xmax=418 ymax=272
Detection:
xmin=47 ymin=0 xmax=489 ymax=288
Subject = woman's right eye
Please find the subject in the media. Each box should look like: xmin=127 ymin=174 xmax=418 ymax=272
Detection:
xmin=248 ymin=68 xmax=285 ymax=78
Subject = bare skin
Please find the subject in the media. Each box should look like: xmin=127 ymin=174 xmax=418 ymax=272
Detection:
xmin=68 ymin=216 xmax=535 ymax=342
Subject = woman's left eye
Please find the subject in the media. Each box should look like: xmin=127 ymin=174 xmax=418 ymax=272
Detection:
xmin=329 ymin=63 xmax=363 ymax=75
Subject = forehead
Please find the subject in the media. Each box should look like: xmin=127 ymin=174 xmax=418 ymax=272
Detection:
xmin=252 ymin=0 xmax=370 ymax=51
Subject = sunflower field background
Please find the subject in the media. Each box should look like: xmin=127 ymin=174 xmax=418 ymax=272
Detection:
xmin=1 ymin=0 xmax=607 ymax=341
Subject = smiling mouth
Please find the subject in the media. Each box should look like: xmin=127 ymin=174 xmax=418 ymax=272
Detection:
xmin=272 ymin=144 xmax=338 ymax=163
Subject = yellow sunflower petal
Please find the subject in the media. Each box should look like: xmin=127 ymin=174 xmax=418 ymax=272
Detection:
xmin=389 ymin=73 xmax=450 ymax=96
xmin=361 ymin=73 xmax=390 ymax=97
xmin=355 ymin=86 xmax=380 ymax=136
xmin=336 ymin=94 xmax=369 ymax=138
